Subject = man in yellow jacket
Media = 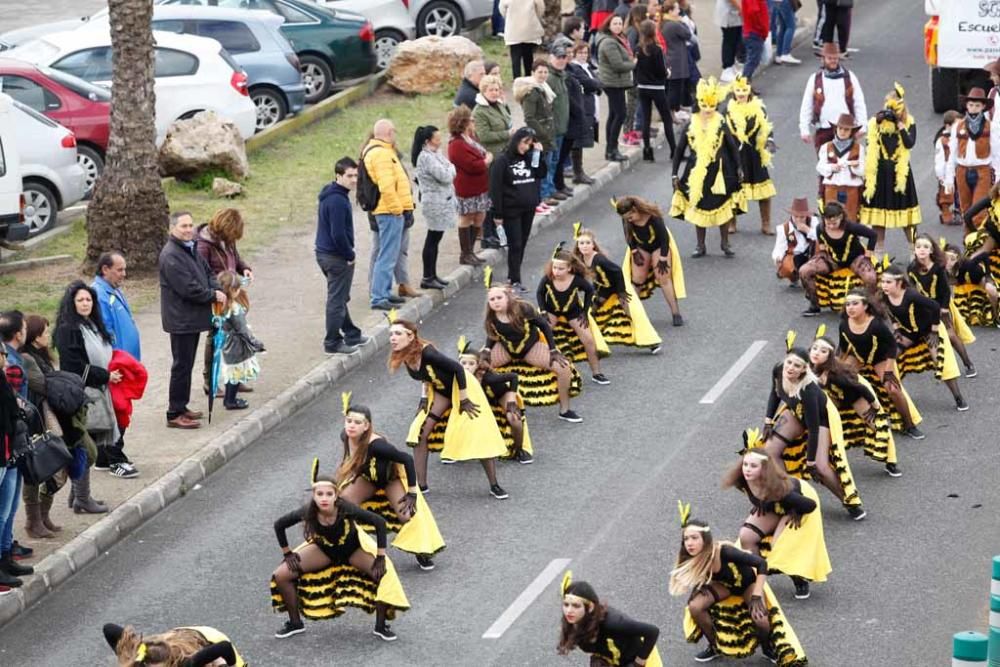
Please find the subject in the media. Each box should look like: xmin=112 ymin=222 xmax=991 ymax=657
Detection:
xmin=364 ymin=119 xmax=415 ymax=310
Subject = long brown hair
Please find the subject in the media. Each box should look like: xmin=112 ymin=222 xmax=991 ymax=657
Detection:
xmin=302 ymin=474 xmax=339 ymax=540
xmin=112 ymin=626 xmax=208 ymax=667
xmin=334 ymin=404 xmax=375 ymax=484
xmin=484 ymin=285 xmax=532 ymax=335
xmin=911 ymin=233 xmax=946 ymax=268
xmin=669 ymin=521 xmax=727 ymax=596
xmin=721 ymin=452 xmax=791 ymax=502
xmin=628 ymin=4 xmax=648 ymax=30
xmin=387 ymin=319 xmax=428 ymax=372
xmin=217 ymin=270 xmax=250 ymax=311
xmin=545 ymin=249 xmax=589 ymax=281
xmin=24 ymin=314 xmax=54 ymax=367
xmin=557 ymin=599 xmax=608 ymax=655
xmin=810 ymin=338 xmax=859 ymax=389
xmin=638 ymin=19 xmax=659 ymax=55
xmin=616 ymin=195 xmax=663 ymax=243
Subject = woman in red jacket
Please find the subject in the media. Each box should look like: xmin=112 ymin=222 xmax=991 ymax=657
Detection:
xmin=447 ymin=106 xmax=494 ymax=266
xmin=740 ymin=0 xmax=770 ymax=80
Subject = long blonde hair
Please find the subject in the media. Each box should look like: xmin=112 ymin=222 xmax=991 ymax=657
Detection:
xmin=668 ymin=521 xmax=732 ymax=596
xmin=113 ymin=626 xmax=208 ymax=667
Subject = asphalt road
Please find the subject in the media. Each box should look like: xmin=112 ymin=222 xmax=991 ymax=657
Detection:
xmin=2 ymin=1 xmax=999 ymax=665
xmin=0 ymin=1 xmax=104 ymax=34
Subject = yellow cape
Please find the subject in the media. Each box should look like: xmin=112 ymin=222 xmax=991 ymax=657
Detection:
xmin=949 ymin=298 xmax=976 ymax=344
xmin=768 ymin=480 xmax=832 ymax=583
xmin=620 ymin=228 xmax=687 ymax=300
xmin=389 ymin=463 xmax=446 ymax=555
xmin=406 ymin=371 xmax=508 ymax=461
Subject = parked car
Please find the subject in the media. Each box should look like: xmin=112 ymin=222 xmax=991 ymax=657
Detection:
xmin=317 ymin=0 xmax=415 ymax=71
xmin=409 ymin=0 xmax=491 ymax=37
xmin=82 ymin=5 xmax=306 ymax=131
xmin=7 ymin=29 xmax=257 ymax=144
xmin=158 ymin=0 xmax=377 ymax=103
xmin=0 ymin=20 xmax=87 ymax=52
xmin=0 ymin=58 xmax=110 ymax=195
xmin=9 ymin=97 xmax=86 ymax=237
xmin=0 ymin=93 xmax=28 ymax=246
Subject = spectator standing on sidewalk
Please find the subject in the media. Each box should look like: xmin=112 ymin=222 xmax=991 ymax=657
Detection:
xmin=568 ymin=39 xmax=603 ymax=184
xmin=454 ymin=60 xmax=486 ymax=110
xmin=413 ymin=126 xmax=457 ymax=289
xmin=514 ymin=59 xmax=557 ymax=213
xmin=739 ymin=0 xmax=768 ymax=80
xmin=622 ymin=4 xmax=647 ymax=148
xmin=715 ymin=0 xmax=743 ymax=81
xmin=635 ymin=19 xmax=676 ymax=161
xmin=316 ymin=157 xmax=370 ymax=355
xmin=797 ymin=42 xmax=866 ymax=153
xmin=819 ymin=0 xmax=851 ymax=55
xmin=448 ymin=106 xmax=493 ymax=266
xmin=159 ymin=212 xmax=225 ymax=430
xmin=0 ymin=351 xmax=34 ymax=590
xmin=196 ymin=209 xmax=253 ymax=397
xmin=500 ymin=0 xmax=545 ymax=79
xmin=543 ymin=39 xmax=578 ymax=204
xmin=662 ymin=2 xmax=692 ymax=115
xmin=596 ymin=14 xmax=635 ymax=162
xmin=363 ymin=119 xmax=416 ymax=311
xmin=771 ymin=0 xmax=800 ymax=65
xmin=473 ymin=74 xmax=514 ymax=250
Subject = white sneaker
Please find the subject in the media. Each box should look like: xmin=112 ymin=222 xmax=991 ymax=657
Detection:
xmin=719 ymin=66 xmax=736 ymax=82
xmin=781 ymin=54 xmax=802 ymax=64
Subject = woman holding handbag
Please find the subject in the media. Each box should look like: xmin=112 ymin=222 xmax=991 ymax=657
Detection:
xmin=54 ymin=281 xmax=119 ymax=512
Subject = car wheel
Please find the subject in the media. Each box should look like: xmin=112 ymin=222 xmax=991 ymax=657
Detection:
xmin=250 ymin=87 xmax=287 ymax=131
xmin=299 ymin=55 xmax=333 ymax=104
xmin=418 ymin=1 xmax=462 ymax=37
xmin=374 ymin=29 xmax=405 ymax=71
xmin=76 ymin=145 xmax=105 ymax=199
xmin=22 ymin=182 xmax=58 ymax=237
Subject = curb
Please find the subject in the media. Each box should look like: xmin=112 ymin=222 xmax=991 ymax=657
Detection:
xmin=0 ymin=124 xmax=665 ymax=628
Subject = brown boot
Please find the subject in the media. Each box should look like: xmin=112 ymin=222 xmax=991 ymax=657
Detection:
xmin=39 ymin=494 xmax=62 ymax=533
xmin=759 ymin=198 xmax=774 ymax=235
xmin=398 ymin=283 xmax=421 ymax=298
xmin=23 ymin=501 xmax=55 ymax=539
xmin=459 ymin=227 xmax=484 ymax=266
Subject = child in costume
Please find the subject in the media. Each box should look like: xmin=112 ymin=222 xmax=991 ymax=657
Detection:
xmin=816 ymin=113 xmax=865 ymax=222
xmin=771 ymin=197 xmax=819 ymax=286
xmin=216 ymin=271 xmax=264 ymax=411
xmin=945 ymin=243 xmax=997 ymax=327
xmin=725 ymin=75 xmax=777 ymax=235
xmin=933 ymin=110 xmax=961 ymax=226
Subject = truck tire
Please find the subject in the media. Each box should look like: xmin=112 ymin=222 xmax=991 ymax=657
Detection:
xmin=930 ymin=66 xmax=959 ymax=113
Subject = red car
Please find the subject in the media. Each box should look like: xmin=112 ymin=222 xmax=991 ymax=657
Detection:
xmin=0 ymin=57 xmax=110 ymax=194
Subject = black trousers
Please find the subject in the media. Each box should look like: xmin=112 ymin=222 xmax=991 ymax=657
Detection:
xmin=422 ymin=229 xmax=445 ymax=279
xmin=501 ymin=209 xmax=535 ymax=284
xmin=95 ymin=433 xmax=129 ymax=467
xmin=721 ymin=26 xmax=743 ymax=69
xmin=666 ymin=79 xmax=686 ymax=111
xmin=168 ymin=332 xmax=200 ymax=419
xmin=509 ymin=43 xmax=535 ymax=79
xmin=638 ymin=87 xmax=676 ymax=153
xmin=820 ymin=3 xmax=851 ymax=52
xmin=605 ymin=87 xmax=628 ymax=148
xmin=316 ymin=251 xmax=362 ymax=350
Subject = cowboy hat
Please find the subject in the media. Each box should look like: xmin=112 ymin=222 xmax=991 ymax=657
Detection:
xmin=815 ymin=42 xmax=843 ymax=59
xmin=960 ymin=86 xmax=994 ymax=110
xmin=832 ymin=113 xmax=861 ymax=131
xmin=785 ymin=197 xmax=812 ymax=217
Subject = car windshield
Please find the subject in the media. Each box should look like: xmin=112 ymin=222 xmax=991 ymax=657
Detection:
xmin=40 ymin=66 xmax=111 ymax=102
xmin=11 ymin=98 xmax=59 ymax=127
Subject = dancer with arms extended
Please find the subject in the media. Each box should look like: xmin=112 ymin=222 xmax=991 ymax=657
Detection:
xmin=615 ymin=196 xmax=686 ymax=325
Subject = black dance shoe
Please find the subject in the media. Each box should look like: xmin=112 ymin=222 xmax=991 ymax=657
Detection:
xmin=695 ymin=644 xmax=720 ymax=662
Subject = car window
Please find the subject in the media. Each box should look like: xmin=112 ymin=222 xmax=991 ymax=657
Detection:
xmin=192 ymin=20 xmax=260 ymax=53
xmin=154 ymin=48 xmax=199 ymax=77
xmin=0 ymin=75 xmax=61 ymax=112
xmin=273 ymin=1 xmax=317 ymax=23
xmin=151 ymin=19 xmax=188 ymax=34
xmin=53 ymin=47 xmax=113 ymax=81
xmin=40 ymin=67 xmax=112 ymax=102
xmin=11 ymin=98 xmax=60 ymax=127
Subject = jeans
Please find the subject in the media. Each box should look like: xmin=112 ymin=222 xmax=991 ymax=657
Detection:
xmin=773 ymin=0 xmax=796 ymax=56
xmin=742 ymin=34 xmax=765 ymax=80
xmin=541 ymin=136 xmax=564 ymax=199
xmin=369 ymin=223 xmax=410 ymax=287
xmin=168 ymin=332 xmax=200 ymax=419
xmin=721 ymin=26 xmax=743 ymax=69
xmin=317 ymin=252 xmax=362 ymax=350
xmin=492 ymin=0 xmax=505 ymax=35
xmin=370 ymin=214 xmax=404 ymax=305
xmin=0 ymin=466 xmax=21 ymax=555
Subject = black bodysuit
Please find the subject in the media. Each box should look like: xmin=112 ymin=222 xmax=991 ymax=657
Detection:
xmin=537 ymin=274 xmax=594 ymax=320
xmin=822 ymin=371 xmax=877 ymax=407
xmin=627 ymin=217 xmax=671 ymax=255
xmin=885 ymin=289 xmax=941 ymax=341
xmin=274 ymin=499 xmax=386 ymax=563
xmin=712 ymin=545 xmax=768 ymax=595
xmin=588 ymin=253 xmax=627 ymax=300
xmin=741 ymin=477 xmax=818 ymax=518
xmin=765 ymin=363 xmax=830 ymax=460
xmin=405 ymin=345 xmax=467 ymax=394
xmin=816 ymin=221 xmax=877 ymax=267
xmin=908 ymin=262 xmax=951 ymax=309
xmin=838 ymin=316 xmax=898 ymax=366
xmin=576 ymin=607 xmax=660 ymax=665
xmin=480 ymin=371 xmax=519 ymax=405
xmin=357 ymin=437 xmax=417 ymax=490
xmin=487 ymin=302 xmax=557 ymax=358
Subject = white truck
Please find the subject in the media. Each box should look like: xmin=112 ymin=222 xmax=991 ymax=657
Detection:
xmin=924 ymin=0 xmax=998 ymax=112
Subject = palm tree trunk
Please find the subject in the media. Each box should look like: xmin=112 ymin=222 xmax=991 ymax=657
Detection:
xmin=85 ymin=0 xmax=169 ymax=272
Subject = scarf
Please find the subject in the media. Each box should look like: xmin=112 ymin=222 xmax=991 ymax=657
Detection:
xmin=822 ymin=66 xmax=846 ymax=80
xmin=462 ymin=134 xmax=488 ymax=158
xmin=80 ymin=322 xmax=120 ymax=443
xmin=615 ymin=33 xmax=633 ymax=58
xmin=832 ymin=136 xmax=854 ymax=154
xmin=966 ymin=112 xmax=985 ymax=137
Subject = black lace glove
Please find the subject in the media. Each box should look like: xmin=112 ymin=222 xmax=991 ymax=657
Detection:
xmin=402 ymin=492 xmax=418 ymax=516
xmin=416 ymin=397 xmax=428 ymax=415
xmin=630 ymin=248 xmax=644 ymax=266
xmin=618 ymin=290 xmax=632 ymax=303
xmin=282 ymin=551 xmax=301 ymax=575
xmin=749 ymin=595 xmax=768 ymax=622
xmin=550 ymin=349 xmax=569 ymax=368
xmin=862 ymin=405 xmax=878 ymax=427
xmin=458 ymin=398 xmax=480 ymax=418
xmin=881 ymin=370 xmax=901 ymax=393
xmin=787 ymin=513 xmax=803 ymax=529
xmin=654 ymin=258 xmax=670 ymax=276
xmin=573 ymin=314 xmax=589 ymax=328
xmin=371 ymin=555 xmax=386 ymax=583
xmin=671 ymin=175 xmax=680 ymax=190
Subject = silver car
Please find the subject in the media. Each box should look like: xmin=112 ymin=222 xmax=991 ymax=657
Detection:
xmin=10 ymin=99 xmax=85 ymax=236
xmin=409 ymin=0 xmax=492 ymax=37
xmin=317 ymin=0 xmax=415 ymax=70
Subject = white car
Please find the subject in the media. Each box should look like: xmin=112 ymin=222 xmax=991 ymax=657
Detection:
xmin=8 ymin=96 xmax=86 ymax=236
xmin=8 ymin=29 xmax=257 ymax=144
xmin=0 ymin=93 xmax=28 ymax=244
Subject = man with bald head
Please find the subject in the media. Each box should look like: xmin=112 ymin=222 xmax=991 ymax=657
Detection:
xmin=362 ymin=119 xmax=415 ymax=311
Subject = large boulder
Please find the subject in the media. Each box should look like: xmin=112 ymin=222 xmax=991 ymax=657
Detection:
xmin=158 ymin=111 xmax=249 ymax=181
xmin=386 ymin=36 xmax=483 ymax=95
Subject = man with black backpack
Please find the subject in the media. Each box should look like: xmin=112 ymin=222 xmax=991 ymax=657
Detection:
xmin=360 ymin=119 xmax=415 ymax=311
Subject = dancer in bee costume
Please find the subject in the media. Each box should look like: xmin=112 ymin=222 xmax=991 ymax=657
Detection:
xmin=614 ymin=196 xmax=687 ymax=326
xmin=965 ymin=185 xmax=1000 ymax=294
xmin=723 ymin=439 xmax=832 ymax=602
xmin=859 ymin=83 xmax=921 ymax=252
xmin=389 ymin=314 xmax=508 ymax=498
xmin=269 ymin=460 xmax=409 ymax=641
xmin=483 ymin=267 xmax=584 ymax=422
xmin=457 ymin=337 xmax=534 ymax=464
xmin=670 ymin=76 xmax=746 ymax=258
xmin=807 ymin=326 xmax=900 ymax=478
xmin=333 ymin=393 xmax=445 ymax=572
xmin=944 ymin=243 xmax=997 ymax=327
xmin=878 ymin=265 xmax=969 ymax=413
xmin=725 ymin=75 xmax=777 ymax=236
xmin=572 ymin=223 xmax=662 ymax=353
xmin=670 ymin=502 xmax=807 ymax=665
xmin=757 ymin=336 xmax=865 ymax=520
xmin=907 ymin=234 xmax=976 ymax=378
xmin=557 ymin=571 xmax=663 ymax=666
xmin=102 ymin=623 xmax=245 ymax=666
xmin=837 ymin=287 xmax=924 ymax=439
xmin=536 ymin=243 xmax=612 ymax=385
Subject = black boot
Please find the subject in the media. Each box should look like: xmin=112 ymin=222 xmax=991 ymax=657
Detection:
xmin=571 ymin=149 xmax=595 ymax=185
xmin=0 ymin=552 xmax=33 ymax=577
xmin=642 ymin=146 xmax=654 ymax=162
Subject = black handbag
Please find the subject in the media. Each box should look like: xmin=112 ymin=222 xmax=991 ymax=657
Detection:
xmin=11 ymin=430 xmax=73 ymax=486
xmin=44 ymin=369 xmax=87 ymax=416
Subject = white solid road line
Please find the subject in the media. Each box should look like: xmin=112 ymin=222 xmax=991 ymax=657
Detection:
xmin=698 ymin=340 xmax=768 ymax=405
xmin=482 ymin=558 xmax=572 ymax=639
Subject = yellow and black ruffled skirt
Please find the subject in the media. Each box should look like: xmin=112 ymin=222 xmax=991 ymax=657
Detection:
xmin=858 ymin=364 xmax=923 ymax=432
xmin=895 ymin=324 xmax=960 ymax=381
xmin=492 ymin=361 xmax=583 ymax=407
xmin=830 ymin=377 xmax=897 ymax=465
xmin=269 ymin=530 xmax=410 ymax=621
xmin=551 ymin=314 xmax=610 ymax=362
xmin=814 ymin=267 xmax=863 ymax=311
xmin=621 ymin=233 xmax=687 ymax=302
xmin=683 ymin=583 xmax=807 ymax=666
xmin=592 ymin=293 xmax=662 ymax=349
xmin=952 ymin=284 xmax=995 ymax=327
xmin=406 ymin=371 xmax=508 ymax=460
xmin=356 ymin=466 xmax=446 ymax=556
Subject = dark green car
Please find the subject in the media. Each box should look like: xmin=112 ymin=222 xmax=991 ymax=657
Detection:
xmin=163 ymin=0 xmax=377 ymax=103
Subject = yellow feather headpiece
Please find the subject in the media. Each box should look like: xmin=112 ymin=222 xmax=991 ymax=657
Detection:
xmin=742 ymin=427 xmax=765 ymax=453
xmin=561 ymin=570 xmax=573 ymax=596
xmin=385 ymin=308 xmax=398 ymax=324
xmin=938 ymin=236 xmax=947 ymax=251
xmin=310 ymin=457 xmax=320 ymax=485
xmin=696 ymin=77 xmax=722 ymax=111
xmin=893 ymin=82 xmax=905 ymax=100
xmin=573 ymin=221 xmax=582 ymax=239
xmin=484 ymin=265 xmax=494 ymax=289
xmin=815 ymin=323 xmax=827 ymax=340
xmin=136 ymin=643 xmax=148 ymax=663
xmin=731 ymin=75 xmax=751 ymax=98
xmin=882 ymin=253 xmax=891 ymax=270
xmin=677 ymin=499 xmax=692 ymax=528
xmin=785 ymin=330 xmax=797 ymax=352
xmin=552 ymin=241 xmax=566 ymax=259
xmin=341 ymin=391 xmax=351 ymax=416
xmin=609 ymin=197 xmax=618 ymax=210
